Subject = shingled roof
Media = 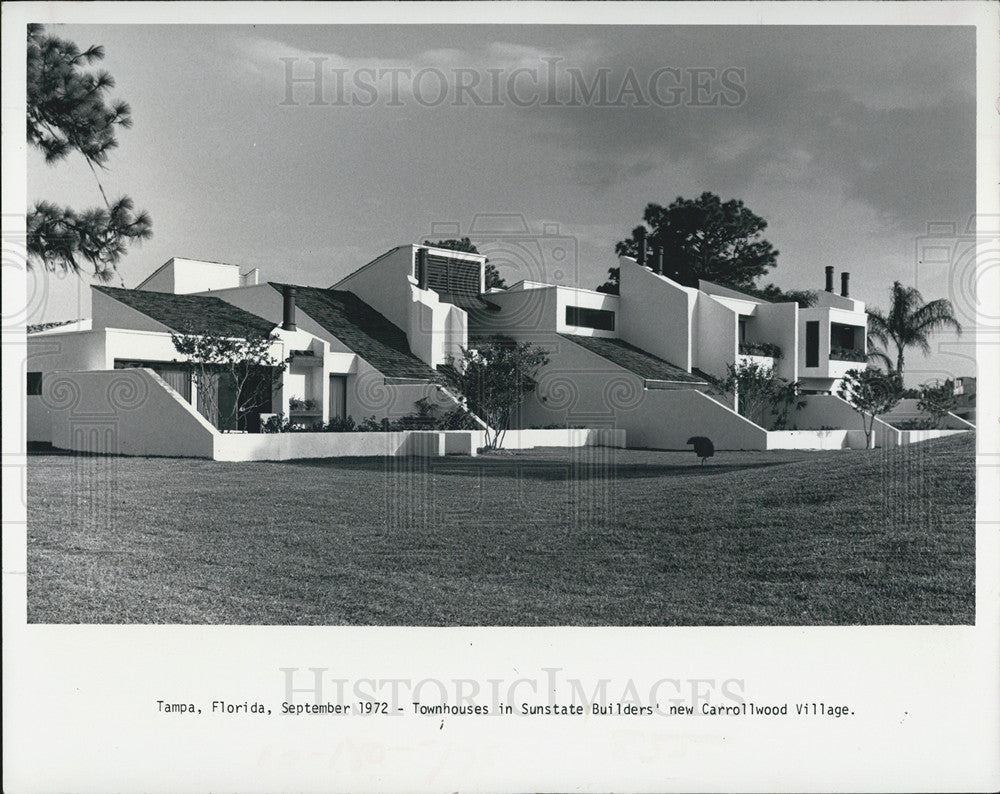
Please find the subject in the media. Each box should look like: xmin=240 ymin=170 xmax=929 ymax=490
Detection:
xmin=94 ymin=286 xmax=276 ymax=337
xmin=559 ymin=334 xmax=708 ymax=385
xmin=272 ymin=284 xmax=439 ymax=381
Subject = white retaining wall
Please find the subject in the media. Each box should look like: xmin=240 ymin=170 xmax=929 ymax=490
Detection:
xmin=789 ymin=394 xmax=901 ymax=448
xmin=39 ymin=369 xmax=624 ymax=460
xmin=213 ymin=430 xmax=448 ymax=461
xmin=898 ymin=429 xmax=970 ymax=445
xmin=219 ymin=427 xmax=627 ymax=460
xmin=44 ymin=368 xmax=216 ymax=458
xmin=883 ymin=398 xmax=976 ymax=430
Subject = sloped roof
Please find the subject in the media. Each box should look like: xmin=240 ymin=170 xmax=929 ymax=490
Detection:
xmin=94 ymin=286 xmax=276 ymax=337
xmin=560 ymin=335 xmax=707 ymax=384
xmin=272 ymin=284 xmax=439 ymax=381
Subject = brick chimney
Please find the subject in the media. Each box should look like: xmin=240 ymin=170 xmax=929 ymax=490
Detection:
xmin=825 ymin=265 xmax=835 ymax=293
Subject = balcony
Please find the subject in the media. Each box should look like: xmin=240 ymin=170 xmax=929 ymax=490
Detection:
xmin=829 ymin=345 xmax=866 ymax=363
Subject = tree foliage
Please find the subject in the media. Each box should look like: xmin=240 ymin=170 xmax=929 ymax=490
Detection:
xmin=837 ymin=368 xmax=903 ymax=448
xmin=598 ymin=192 xmax=779 ymax=294
xmin=867 ymin=281 xmax=962 ymax=375
xmin=708 ymin=360 xmax=803 ymax=430
xmin=423 ymin=237 xmax=507 ymax=290
xmin=171 ymin=332 xmax=287 ymax=432
xmin=917 ymin=379 xmax=958 ymax=428
xmin=27 ymin=24 xmax=151 ymax=280
xmin=741 ymin=283 xmax=818 ymax=308
xmin=442 ymin=336 xmax=549 ymax=449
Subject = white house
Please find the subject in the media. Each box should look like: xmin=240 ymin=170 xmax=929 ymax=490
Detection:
xmin=26 ymin=244 xmax=968 ymax=456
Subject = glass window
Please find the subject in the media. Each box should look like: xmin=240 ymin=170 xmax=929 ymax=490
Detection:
xmin=565 ymin=306 xmax=615 ymax=331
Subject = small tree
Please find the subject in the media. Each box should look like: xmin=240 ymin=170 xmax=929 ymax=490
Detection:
xmin=442 ymin=336 xmax=549 ymax=449
xmin=709 ymin=360 xmax=802 ymax=429
xmin=837 ymin=368 xmax=903 ymax=449
xmin=171 ymin=331 xmax=287 ymax=431
xmin=917 ymin=379 xmax=957 ymax=428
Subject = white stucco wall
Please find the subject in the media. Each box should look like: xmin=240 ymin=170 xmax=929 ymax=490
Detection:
xmin=618 ymin=257 xmax=695 ymax=371
xmin=526 ymin=331 xmax=647 ymax=424
xmin=334 ymin=246 xmax=469 ymax=369
xmin=212 ymin=430 xmax=447 ymax=461
xmin=752 ymin=301 xmax=799 ymax=382
xmin=883 ymin=399 xmax=976 ymax=430
xmin=470 ymin=285 xmax=560 ymax=342
xmin=344 ymin=365 xmax=445 ymax=423
xmin=814 ymin=288 xmax=865 ymax=313
xmin=407 ymin=284 xmax=469 ymax=368
xmin=789 ymin=394 xmax=900 ymax=448
xmin=25 ymin=329 xmax=167 ymax=442
xmin=517 ymin=332 xmax=768 ymax=449
xmin=44 ymin=368 xmax=217 ymax=458
xmin=28 ymin=329 xmax=109 ymax=372
xmin=798 ymin=305 xmax=867 ymax=388
xmin=137 ymin=258 xmax=241 ymax=294
xmin=555 ymin=287 xmax=620 ymax=338
xmin=766 ymin=429 xmax=852 ymax=450
xmin=618 ymin=389 xmax=769 ymax=450
xmin=694 ymin=293 xmax=738 ymax=381
xmin=333 ymin=247 xmax=415 ymax=334
xmin=90 ymin=290 xmax=171 ymax=333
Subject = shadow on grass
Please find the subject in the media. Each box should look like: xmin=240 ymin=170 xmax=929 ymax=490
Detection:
xmin=280 ymin=455 xmax=798 ymax=481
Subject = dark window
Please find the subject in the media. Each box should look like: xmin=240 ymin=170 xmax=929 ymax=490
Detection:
xmin=566 ymin=306 xmax=616 ymax=331
xmin=805 ymin=321 xmax=819 ymax=367
xmin=738 ymin=319 xmax=747 ymax=343
xmin=27 ymin=371 xmax=42 ymax=396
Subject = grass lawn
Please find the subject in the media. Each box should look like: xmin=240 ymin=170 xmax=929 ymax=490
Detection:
xmin=26 ymin=434 xmax=975 ymax=625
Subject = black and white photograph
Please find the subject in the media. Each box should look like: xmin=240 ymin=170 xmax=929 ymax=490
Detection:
xmin=3 ymin=2 xmax=998 ymax=791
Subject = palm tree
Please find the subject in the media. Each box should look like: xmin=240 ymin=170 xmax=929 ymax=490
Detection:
xmin=867 ymin=281 xmax=962 ymax=375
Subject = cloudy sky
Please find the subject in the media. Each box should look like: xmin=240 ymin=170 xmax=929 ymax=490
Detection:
xmin=28 ymin=23 xmax=977 ymax=383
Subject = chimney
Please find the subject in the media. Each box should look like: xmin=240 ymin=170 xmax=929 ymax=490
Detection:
xmin=655 ymin=247 xmax=664 ymax=275
xmin=416 ymin=247 xmax=428 ymax=290
xmin=825 ymin=265 xmax=834 ymax=293
xmin=281 ymin=285 xmax=297 ymax=331
xmin=841 ymin=271 xmax=850 ymax=298
xmin=637 ymin=227 xmax=647 ymax=267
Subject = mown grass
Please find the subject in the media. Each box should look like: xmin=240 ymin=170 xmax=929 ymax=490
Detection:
xmin=26 ymin=434 xmax=975 ymax=625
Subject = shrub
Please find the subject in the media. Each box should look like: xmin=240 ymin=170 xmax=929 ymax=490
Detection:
xmin=709 ymin=361 xmax=803 ymax=430
xmin=738 ymin=341 xmax=782 ymax=359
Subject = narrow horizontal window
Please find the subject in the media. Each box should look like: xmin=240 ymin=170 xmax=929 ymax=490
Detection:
xmin=566 ymin=306 xmax=615 ymax=331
